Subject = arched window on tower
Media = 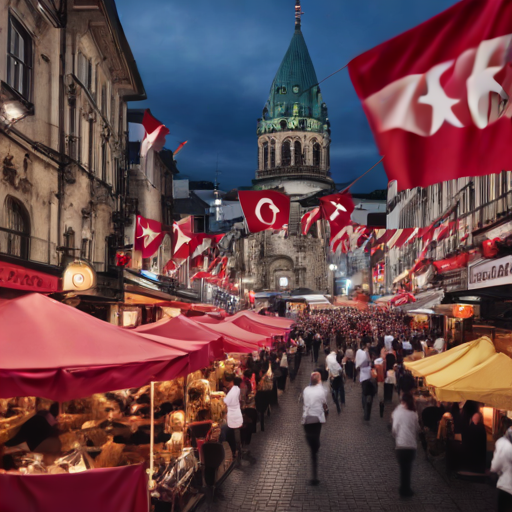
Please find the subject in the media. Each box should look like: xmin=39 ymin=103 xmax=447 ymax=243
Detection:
xmin=294 ymin=141 xmax=302 ymax=166
xmin=282 ymin=140 xmax=291 ymax=166
xmin=326 ymin=147 xmax=330 ymax=169
xmin=313 ymin=142 xmax=321 ymax=167
xmin=263 ymin=142 xmax=269 ymax=170
xmin=3 ymin=196 xmax=30 ymax=259
xmin=270 ymin=139 xmax=276 ymax=168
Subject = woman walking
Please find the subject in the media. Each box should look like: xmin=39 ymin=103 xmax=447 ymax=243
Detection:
xmin=391 ymin=393 xmax=420 ymax=498
xmin=491 ymin=427 xmax=512 ymax=512
xmin=302 ymin=371 xmax=327 ymax=486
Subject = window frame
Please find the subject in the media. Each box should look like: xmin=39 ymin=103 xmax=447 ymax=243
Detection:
xmin=7 ymin=14 xmax=33 ymax=101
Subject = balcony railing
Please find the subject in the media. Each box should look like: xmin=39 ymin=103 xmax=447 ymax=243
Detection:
xmin=0 ymin=226 xmax=58 ymax=265
xmin=256 ymin=165 xmax=329 ymax=180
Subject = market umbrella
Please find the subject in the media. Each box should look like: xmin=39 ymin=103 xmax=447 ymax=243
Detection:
xmin=225 ymin=311 xmax=291 ymax=337
xmin=230 ymin=310 xmax=295 ymax=329
xmin=0 ymin=294 xmax=189 ymax=401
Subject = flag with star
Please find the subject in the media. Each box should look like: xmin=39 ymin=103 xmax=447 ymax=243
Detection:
xmin=319 ymin=192 xmax=355 ymax=244
xmin=348 ymin=0 xmax=512 ymax=190
xmin=134 ymin=215 xmax=168 ymax=258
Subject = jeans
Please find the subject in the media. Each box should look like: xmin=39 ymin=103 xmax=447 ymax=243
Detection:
xmin=330 ymin=376 xmax=344 ymax=413
xmin=303 ymin=423 xmax=322 ymax=480
xmin=396 ymin=449 xmax=416 ymax=495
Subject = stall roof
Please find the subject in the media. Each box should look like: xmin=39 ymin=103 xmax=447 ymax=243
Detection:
xmin=404 ymin=337 xmax=495 ymax=379
xmin=203 ymin=321 xmax=272 ymax=349
xmin=231 ymin=310 xmax=295 ymax=329
xmin=135 ymin=314 xmax=255 ymax=353
xmin=433 ymin=353 xmax=512 ymax=410
xmin=0 ymin=294 xmax=189 ymax=401
xmin=225 ymin=311 xmax=291 ymax=336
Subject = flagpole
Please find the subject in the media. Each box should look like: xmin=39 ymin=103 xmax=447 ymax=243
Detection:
xmin=340 ymin=156 xmax=384 ymax=194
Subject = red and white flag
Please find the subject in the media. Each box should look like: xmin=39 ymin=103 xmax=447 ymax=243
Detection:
xmin=135 ymin=215 xmax=168 ymax=258
xmin=301 ymin=207 xmax=321 ymax=235
xmin=320 ymin=192 xmax=354 ymax=245
xmin=140 ymin=109 xmax=170 ymax=159
xmin=172 ymin=221 xmax=192 ymax=259
xmin=349 ymin=0 xmax=512 ymax=191
xmin=238 ymin=190 xmax=290 ymax=233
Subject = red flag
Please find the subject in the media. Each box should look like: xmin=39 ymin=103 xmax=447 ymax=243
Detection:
xmin=348 ymin=0 xmax=512 ymax=191
xmin=320 ymin=193 xmax=354 ymax=230
xmin=173 ymin=141 xmax=188 ymax=156
xmin=134 ymin=215 xmax=168 ymax=258
xmin=172 ymin=221 xmax=192 ymax=259
xmin=238 ymin=190 xmax=290 ymax=233
xmin=140 ymin=109 xmax=170 ymax=158
xmin=301 ymin=207 xmax=321 ymax=235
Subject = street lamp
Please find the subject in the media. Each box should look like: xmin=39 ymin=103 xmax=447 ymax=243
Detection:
xmin=328 ymin=264 xmax=337 ymax=297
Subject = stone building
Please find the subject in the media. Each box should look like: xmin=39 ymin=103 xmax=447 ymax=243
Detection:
xmin=243 ymin=1 xmax=332 ymax=293
xmin=0 ymin=0 xmax=145 ymax=305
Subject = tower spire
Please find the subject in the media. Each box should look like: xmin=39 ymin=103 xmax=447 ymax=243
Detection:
xmin=295 ymin=0 xmax=303 ymax=31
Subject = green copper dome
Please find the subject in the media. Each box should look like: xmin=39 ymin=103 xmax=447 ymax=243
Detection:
xmin=257 ymin=4 xmax=329 ymax=136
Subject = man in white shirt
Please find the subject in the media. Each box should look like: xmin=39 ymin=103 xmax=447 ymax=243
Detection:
xmin=356 ymin=341 xmax=373 ymax=416
xmin=325 ymin=349 xmax=344 ymax=414
xmin=222 ymin=375 xmax=243 ymax=457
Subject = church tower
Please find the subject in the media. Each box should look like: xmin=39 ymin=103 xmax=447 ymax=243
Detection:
xmin=254 ymin=0 xmax=334 ymax=199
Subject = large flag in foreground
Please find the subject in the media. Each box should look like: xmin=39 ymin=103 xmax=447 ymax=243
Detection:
xmin=238 ymin=190 xmax=290 ymax=233
xmin=348 ymin=0 xmax=512 ymax=191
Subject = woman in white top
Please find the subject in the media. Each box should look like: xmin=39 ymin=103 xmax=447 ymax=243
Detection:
xmin=491 ymin=427 xmax=512 ymax=512
xmin=391 ymin=393 xmax=421 ymax=498
xmin=302 ymin=372 xmax=327 ymax=486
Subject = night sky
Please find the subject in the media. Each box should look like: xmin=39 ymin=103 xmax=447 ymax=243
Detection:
xmin=118 ymin=0 xmax=459 ymax=193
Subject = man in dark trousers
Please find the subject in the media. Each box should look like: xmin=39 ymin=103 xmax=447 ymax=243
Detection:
xmin=312 ymin=334 xmax=322 ymax=364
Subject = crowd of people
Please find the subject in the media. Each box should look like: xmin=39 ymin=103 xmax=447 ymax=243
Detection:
xmin=293 ymin=306 xmax=512 ymax=510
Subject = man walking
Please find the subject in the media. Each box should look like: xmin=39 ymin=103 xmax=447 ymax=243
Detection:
xmin=356 ymin=340 xmax=374 ymax=420
xmin=325 ymin=348 xmax=344 ymax=414
xmin=312 ymin=333 xmax=322 ymax=364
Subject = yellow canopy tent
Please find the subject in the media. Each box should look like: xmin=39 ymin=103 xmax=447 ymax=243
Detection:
xmin=404 ymin=337 xmax=495 ymax=378
xmin=433 ymin=353 xmax=512 ymax=411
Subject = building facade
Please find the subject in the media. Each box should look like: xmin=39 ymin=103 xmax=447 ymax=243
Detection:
xmin=242 ymin=1 xmax=332 ymax=294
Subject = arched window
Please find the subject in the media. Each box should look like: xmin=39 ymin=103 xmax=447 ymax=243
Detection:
xmin=313 ymin=142 xmax=321 ymax=167
xmin=4 ymin=196 xmax=30 ymax=259
xmin=263 ymin=142 xmax=269 ymax=170
xmin=282 ymin=140 xmax=291 ymax=166
xmin=294 ymin=141 xmax=302 ymax=165
xmin=270 ymin=139 xmax=276 ymax=168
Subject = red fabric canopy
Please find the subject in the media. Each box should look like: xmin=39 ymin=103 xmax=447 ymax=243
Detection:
xmin=230 ymin=310 xmax=295 ymax=329
xmin=204 ymin=321 xmax=272 ymax=349
xmin=0 ymin=294 xmax=189 ymax=401
xmin=135 ymin=315 xmax=254 ymax=354
xmin=433 ymin=253 xmax=469 ymax=274
xmin=0 ymin=464 xmax=148 ymax=512
xmin=192 ymin=315 xmax=223 ymax=324
xmin=226 ymin=311 xmax=290 ymax=336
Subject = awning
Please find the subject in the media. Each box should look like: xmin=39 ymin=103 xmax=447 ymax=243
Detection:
xmin=0 ymin=294 xmax=189 ymax=401
xmin=225 ymin=311 xmax=291 ymax=336
xmin=397 ymin=289 xmax=444 ymax=312
xmin=235 ymin=310 xmax=295 ymax=329
xmin=0 ymin=260 xmax=60 ymax=293
xmin=404 ymin=336 xmax=495 ymax=378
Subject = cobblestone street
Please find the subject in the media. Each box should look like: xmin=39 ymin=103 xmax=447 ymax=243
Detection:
xmin=202 ymin=353 xmax=497 ymax=512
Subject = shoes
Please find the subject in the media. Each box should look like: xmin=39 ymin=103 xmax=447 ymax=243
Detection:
xmin=308 ymin=479 xmax=320 ymax=486
xmin=399 ymin=489 xmax=414 ymax=498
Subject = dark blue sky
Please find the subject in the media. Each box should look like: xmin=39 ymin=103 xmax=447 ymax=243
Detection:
xmin=118 ymin=0 xmax=459 ymax=193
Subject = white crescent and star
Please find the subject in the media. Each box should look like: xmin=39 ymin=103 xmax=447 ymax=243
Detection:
xmin=137 ymin=219 xmax=160 ymax=248
xmin=255 ymin=198 xmax=280 ymax=226
xmin=329 ymin=201 xmax=348 ymax=221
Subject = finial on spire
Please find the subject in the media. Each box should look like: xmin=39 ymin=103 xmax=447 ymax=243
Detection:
xmin=295 ymin=0 xmax=303 ymax=31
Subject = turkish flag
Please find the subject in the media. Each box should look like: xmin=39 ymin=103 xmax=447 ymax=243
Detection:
xmin=238 ymin=190 xmax=290 ymax=233
xmin=140 ymin=109 xmax=170 ymax=158
xmin=301 ymin=207 xmax=321 ymax=235
xmin=134 ymin=215 xmax=168 ymax=258
xmin=172 ymin=222 xmax=192 ymax=259
xmin=348 ymin=0 xmax=512 ymax=191
xmin=320 ymin=193 xmax=354 ymax=244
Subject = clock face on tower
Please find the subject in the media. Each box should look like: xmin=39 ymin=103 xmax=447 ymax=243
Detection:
xmin=292 ymin=85 xmax=300 ymax=94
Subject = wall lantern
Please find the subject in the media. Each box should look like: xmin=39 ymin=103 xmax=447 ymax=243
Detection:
xmin=453 ymin=304 xmax=474 ymax=319
xmin=62 ymin=260 xmax=97 ymax=292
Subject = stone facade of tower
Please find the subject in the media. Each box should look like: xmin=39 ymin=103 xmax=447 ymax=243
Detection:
xmin=243 ymin=1 xmax=330 ymax=293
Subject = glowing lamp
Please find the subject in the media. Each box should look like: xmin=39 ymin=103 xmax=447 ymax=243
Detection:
xmin=453 ymin=304 xmax=473 ymax=319
xmin=62 ymin=260 xmax=96 ymax=292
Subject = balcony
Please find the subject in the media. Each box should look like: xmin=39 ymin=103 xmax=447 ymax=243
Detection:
xmin=255 ymin=165 xmax=330 ymax=180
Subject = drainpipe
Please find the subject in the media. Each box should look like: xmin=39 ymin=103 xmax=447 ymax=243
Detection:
xmin=57 ymin=14 xmax=67 ymax=253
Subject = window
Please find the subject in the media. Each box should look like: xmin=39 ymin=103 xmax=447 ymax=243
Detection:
xmin=263 ymin=142 xmax=268 ymax=170
xmin=270 ymin=140 xmax=276 ymax=168
xmin=313 ymin=142 xmax=321 ymax=166
xmin=4 ymin=196 xmax=30 ymax=259
xmin=282 ymin=140 xmax=291 ymax=166
xmin=294 ymin=141 xmax=302 ymax=165
xmin=7 ymin=16 xmax=32 ymax=100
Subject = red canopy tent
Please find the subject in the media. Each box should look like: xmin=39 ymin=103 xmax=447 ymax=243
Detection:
xmin=230 ymin=310 xmax=295 ymax=329
xmin=0 ymin=294 xmax=189 ymax=401
xmin=192 ymin=315 xmax=223 ymax=324
xmin=203 ymin=321 xmax=272 ymax=349
xmin=225 ymin=311 xmax=290 ymax=337
xmin=135 ymin=315 xmax=256 ymax=353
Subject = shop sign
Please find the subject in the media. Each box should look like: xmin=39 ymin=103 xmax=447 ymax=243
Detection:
xmin=468 ymin=255 xmax=512 ymax=290
xmin=0 ymin=262 xmax=59 ymax=292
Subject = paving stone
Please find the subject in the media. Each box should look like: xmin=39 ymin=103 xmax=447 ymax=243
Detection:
xmin=199 ymin=352 xmax=496 ymax=512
